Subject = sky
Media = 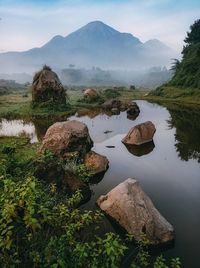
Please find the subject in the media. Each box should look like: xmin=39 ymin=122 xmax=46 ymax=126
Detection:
xmin=0 ymin=0 xmax=200 ymax=53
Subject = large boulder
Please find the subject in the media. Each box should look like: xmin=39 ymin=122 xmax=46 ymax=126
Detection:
xmin=40 ymin=120 xmax=93 ymax=157
xmin=84 ymin=150 xmax=109 ymax=175
xmin=122 ymin=121 xmax=156 ymax=145
xmin=32 ymin=65 xmax=66 ymax=104
xmin=97 ymin=178 xmax=175 ymax=245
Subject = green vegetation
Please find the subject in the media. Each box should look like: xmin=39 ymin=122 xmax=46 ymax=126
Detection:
xmin=150 ymin=19 xmax=200 ymax=104
xmin=0 ymin=88 xmax=146 ymax=119
xmin=146 ymin=86 xmax=200 ymax=105
xmin=0 ymin=136 xmax=181 ymax=267
xmin=169 ymin=19 xmax=200 ymax=89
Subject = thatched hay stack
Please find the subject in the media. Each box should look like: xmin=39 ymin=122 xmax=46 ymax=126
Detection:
xmin=32 ymin=65 xmax=66 ymax=105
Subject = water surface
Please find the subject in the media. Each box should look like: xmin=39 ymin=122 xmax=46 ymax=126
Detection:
xmin=1 ymin=100 xmax=200 ymax=268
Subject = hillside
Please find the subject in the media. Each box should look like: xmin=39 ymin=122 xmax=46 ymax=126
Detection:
xmin=150 ymin=19 xmax=200 ymax=104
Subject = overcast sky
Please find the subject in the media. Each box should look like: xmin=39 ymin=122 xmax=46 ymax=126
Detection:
xmin=0 ymin=0 xmax=200 ymax=53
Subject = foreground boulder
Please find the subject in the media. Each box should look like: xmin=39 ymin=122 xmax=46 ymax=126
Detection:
xmin=84 ymin=151 xmax=109 ymax=175
xmin=97 ymin=178 xmax=174 ymax=245
xmin=32 ymin=65 xmax=66 ymax=105
xmin=40 ymin=120 xmax=93 ymax=156
xmin=122 ymin=121 xmax=156 ymax=145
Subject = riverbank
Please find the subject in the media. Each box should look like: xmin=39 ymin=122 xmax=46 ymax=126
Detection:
xmin=144 ymin=86 xmax=200 ymax=108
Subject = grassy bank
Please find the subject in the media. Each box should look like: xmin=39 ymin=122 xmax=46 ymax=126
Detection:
xmin=0 ymin=89 xmax=146 ymax=119
xmin=144 ymin=86 xmax=200 ymax=107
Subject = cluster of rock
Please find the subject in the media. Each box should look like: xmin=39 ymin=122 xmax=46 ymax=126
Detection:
xmin=39 ymin=120 xmax=109 ymax=193
xmin=102 ymin=98 xmax=140 ymax=118
xmin=37 ymin=97 xmax=174 ymax=245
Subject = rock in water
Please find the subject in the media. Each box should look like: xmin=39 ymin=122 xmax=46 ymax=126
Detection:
xmin=97 ymin=178 xmax=174 ymax=245
xmin=127 ymin=101 xmax=140 ymax=115
xmin=122 ymin=121 xmax=156 ymax=145
xmin=102 ymin=99 xmax=122 ymax=110
xmin=40 ymin=120 xmax=93 ymax=157
xmin=32 ymin=65 xmax=66 ymax=105
xmin=84 ymin=150 xmax=109 ymax=175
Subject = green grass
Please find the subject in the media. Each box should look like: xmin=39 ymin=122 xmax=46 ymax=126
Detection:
xmin=145 ymin=86 xmax=200 ymax=107
xmin=0 ymin=89 xmax=145 ymax=119
xmin=0 ymin=135 xmax=38 ymax=163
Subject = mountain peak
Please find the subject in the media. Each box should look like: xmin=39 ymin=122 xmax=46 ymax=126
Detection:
xmin=72 ymin=20 xmax=119 ymax=36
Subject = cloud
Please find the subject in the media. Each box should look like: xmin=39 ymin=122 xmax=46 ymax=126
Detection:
xmin=0 ymin=0 xmax=199 ymax=53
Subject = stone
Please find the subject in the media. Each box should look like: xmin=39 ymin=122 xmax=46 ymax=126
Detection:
xmin=32 ymin=65 xmax=66 ymax=105
xmin=127 ymin=101 xmax=140 ymax=116
xmin=102 ymin=99 xmax=122 ymax=110
xmin=122 ymin=121 xmax=156 ymax=145
xmin=40 ymin=120 xmax=93 ymax=157
xmin=111 ymin=108 xmax=120 ymax=114
xmin=84 ymin=150 xmax=109 ymax=175
xmin=97 ymin=178 xmax=175 ymax=245
xmin=83 ymin=88 xmax=98 ymax=98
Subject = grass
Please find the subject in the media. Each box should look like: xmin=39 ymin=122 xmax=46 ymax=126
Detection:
xmin=144 ymin=86 xmax=200 ymax=107
xmin=0 ymin=88 xmax=145 ymax=119
xmin=0 ymin=92 xmax=76 ymax=119
xmin=0 ymin=135 xmax=38 ymax=161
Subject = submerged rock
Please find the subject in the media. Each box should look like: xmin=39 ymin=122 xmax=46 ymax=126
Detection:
xmin=97 ymin=178 xmax=175 ymax=245
xmin=32 ymin=65 xmax=66 ymax=105
xmin=40 ymin=120 xmax=93 ymax=157
xmin=122 ymin=121 xmax=156 ymax=145
xmin=84 ymin=150 xmax=109 ymax=175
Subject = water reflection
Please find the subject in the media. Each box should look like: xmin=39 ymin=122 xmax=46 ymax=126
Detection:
xmin=167 ymin=105 xmax=200 ymax=163
xmin=123 ymin=141 xmax=155 ymax=157
xmin=0 ymin=119 xmax=38 ymax=143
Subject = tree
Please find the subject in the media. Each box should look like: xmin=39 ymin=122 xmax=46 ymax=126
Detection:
xmin=184 ymin=19 xmax=200 ymax=46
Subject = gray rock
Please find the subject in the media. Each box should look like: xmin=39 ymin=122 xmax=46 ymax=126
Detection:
xmin=97 ymin=178 xmax=175 ymax=245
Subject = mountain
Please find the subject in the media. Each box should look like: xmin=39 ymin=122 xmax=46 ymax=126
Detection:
xmin=0 ymin=21 xmax=175 ymax=73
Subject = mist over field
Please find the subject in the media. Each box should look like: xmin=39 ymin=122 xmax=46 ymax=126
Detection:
xmin=0 ymin=21 xmax=175 ymax=87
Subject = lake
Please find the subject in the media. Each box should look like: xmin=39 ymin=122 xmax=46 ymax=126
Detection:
xmin=1 ymin=100 xmax=200 ymax=268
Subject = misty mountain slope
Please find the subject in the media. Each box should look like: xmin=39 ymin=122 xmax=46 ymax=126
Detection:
xmin=0 ymin=21 xmax=176 ymax=73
